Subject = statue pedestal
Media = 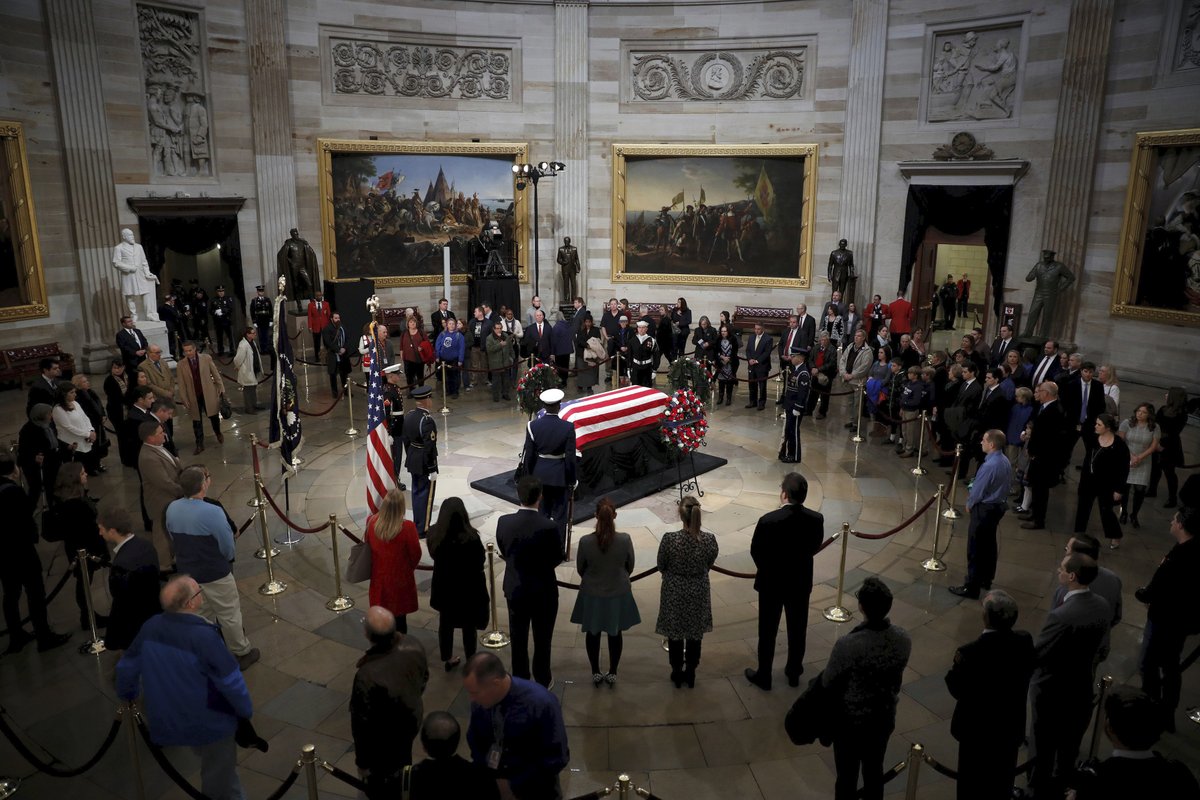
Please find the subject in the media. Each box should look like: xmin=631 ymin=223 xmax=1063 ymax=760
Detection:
xmin=140 ymin=320 xmax=175 ymax=368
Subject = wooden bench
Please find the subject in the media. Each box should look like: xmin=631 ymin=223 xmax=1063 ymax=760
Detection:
xmin=625 ymin=303 xmax=670 ymax=324
xmin=380 ymin=307 xmax=424 ymax=336
xmin=732 ymin=305 xmax=793 ymax=335
xmin=1 ymin=343 xmax=76 ymax=388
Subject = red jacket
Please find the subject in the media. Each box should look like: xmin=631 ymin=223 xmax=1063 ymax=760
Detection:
xmin=888 ymin=298 xmax=913 ymax=334
xmin=367 ymin=516 xmax=422 ymax=616
xmin=957 ymin=279 xmax=971 ymax=299
xmin=307 ymin=299 xmax=332 ymax=333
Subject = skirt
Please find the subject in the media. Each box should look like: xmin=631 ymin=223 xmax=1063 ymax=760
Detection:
xmin=570 ymin=591 xmax=641 ymax=635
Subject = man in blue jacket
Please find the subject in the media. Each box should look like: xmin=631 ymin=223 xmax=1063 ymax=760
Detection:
xmin=117 ymin=574 xmax=254 ymax=800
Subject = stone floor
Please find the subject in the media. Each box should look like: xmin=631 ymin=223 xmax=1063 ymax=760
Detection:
xmin=0 ymin=339 xmax=1197 ymax=799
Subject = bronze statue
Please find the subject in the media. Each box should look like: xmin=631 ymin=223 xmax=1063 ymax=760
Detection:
xmin=827 ymin=238 xmax=857 ymax=303
xmin=557 ymin=236 xmax=580 ymax=300
xmin=1022 ymin=249 xmax=1075 ymax=338
xmin=277 ymin=228 xmax=319 ymax=312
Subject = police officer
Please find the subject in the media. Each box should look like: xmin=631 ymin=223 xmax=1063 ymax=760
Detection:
xmin=402 ymin=385 xmax=438 ymax=538
xmin=520 ymin=388 xmax=577 ymax=551
xmin=381 ymin=364 xmax=407 ymax=491
xmin=190 ymin=283 xmax=209 ymax=345
xmin=630 ymin=319 xmax=659 ymax=388
xmin=210 ymin=285 xmax=236 ymax=356
xmin=779 ymin=350 xmax=811 ymax=464
xmin=249 ymin=285 xmax=275 ymax=371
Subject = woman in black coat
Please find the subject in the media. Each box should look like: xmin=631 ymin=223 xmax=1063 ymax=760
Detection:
xmin=670 ymin=297 xmax=693 ymax=358
xmin=654 ymin=312 xmax=674 ymax=366
xmin=46 ymin=463 xmax=107 ymax=629
xmin=18 ymin=404 xmax=61 ymax=508
xmin=102 ymin=359 xmax=128 ymax=429
xmin=1074 ymin=414 xmax=1130 ymax=550
xmin=427 ymin=497 xmax=489 ymax=671
xmin=715 ymin=323 xmax=740 ymax=406
xmin=690 ymin=315 xmax=718 ymax=365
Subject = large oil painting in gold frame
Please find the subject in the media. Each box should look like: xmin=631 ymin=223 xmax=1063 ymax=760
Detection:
xmin=0 ymin=121 xmax=49 ymax=321
xmin=317 ymin=139 xmax=528 ymax=287
xmin=611 ymin=143 xmax=817 ymax=288
xmin=1110 ymin=128 xmax=1200 ymax=327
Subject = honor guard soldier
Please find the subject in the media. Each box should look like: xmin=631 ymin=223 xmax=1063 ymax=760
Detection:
xmin=402 ymin=385 xmax=438 ymax=538
xmin=779 ymin=350 xmax=811 ymax=464
xmin=190 ymin=283 xmax=210 ymax=345
xmin=521 ymin=388 xmax=577 ymax=551
xmin=249 ymin=285 xmax=276 ymax=371
xmin=631 ymin=319 xmax=659 ymax=388
xmin=210 ymin=285 xmax=236 ymax=356
xmin=381 ymin=364 xmax=407 ymax=491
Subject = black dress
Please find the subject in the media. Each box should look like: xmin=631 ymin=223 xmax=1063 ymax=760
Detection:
xmin=1074 ymin=436 xmax=1130 ymax=540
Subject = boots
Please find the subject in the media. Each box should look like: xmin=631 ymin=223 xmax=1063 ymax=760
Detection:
xmin=667 ymin=640 xmax=685 ymax=688
xmin=683 ymin=638 xmax=702 ymax=688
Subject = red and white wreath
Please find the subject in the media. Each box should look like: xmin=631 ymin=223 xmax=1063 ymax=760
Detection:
xmin=661 ymin=388 xmax=709 ymax=454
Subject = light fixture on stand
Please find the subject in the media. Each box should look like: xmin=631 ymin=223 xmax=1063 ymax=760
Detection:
xmin=512 ymin=161 xmax=565 ymax=297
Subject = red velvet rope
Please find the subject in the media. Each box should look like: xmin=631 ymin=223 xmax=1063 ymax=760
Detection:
xmin=258 ymin=482 xmax=331 ymax=534
xmin=850 ymin=492 xmax=939 ymax=540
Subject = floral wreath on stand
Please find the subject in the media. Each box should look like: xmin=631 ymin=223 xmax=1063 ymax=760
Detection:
xmin=661 ymin=388 xmax=709 ymax=456
xmin=667 ymin=356 xmax=713 ymax=400
xmin=516 ymin=362 xmax=562 ymax=417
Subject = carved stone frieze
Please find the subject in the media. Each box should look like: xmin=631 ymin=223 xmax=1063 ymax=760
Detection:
xmin=628 ymin=48 xmax=807 ymax=103
xmin=1173 ymin=0 xmax=1200 ymax=71
xmin=328 ymin=37 xmax=512 ymax=101
xmin=925 ymin=22 xmax=1024 ymax=123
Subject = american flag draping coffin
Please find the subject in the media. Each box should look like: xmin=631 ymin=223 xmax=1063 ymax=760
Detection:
xmin=539 ymin=385 xmax=671 ymax=452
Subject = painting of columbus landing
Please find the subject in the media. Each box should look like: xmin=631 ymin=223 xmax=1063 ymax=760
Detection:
xmin=317 ymin=140 xmax=528 ymax=287
xmin=611 ymin=144 xmax=816 ymax=288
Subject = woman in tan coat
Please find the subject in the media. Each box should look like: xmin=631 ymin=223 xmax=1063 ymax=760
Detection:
xmin=176 ymin=340 xmax=226 ymax=454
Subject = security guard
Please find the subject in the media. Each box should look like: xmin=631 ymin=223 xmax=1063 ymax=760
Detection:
xmin=249 ymin=285 xmax=275 ymax=371
xmin=210 ymin=285 xmax=236 ymax=356
xmin=381 ymin=364 xmax=407 ymax=491
xmin=402 ymin=385 xmax=438 ymax=538
xmin=630 ymin=319 xmax=659 ymax=388
xmin=520 ymin=388 xmax=577 ymax=550
xmin=190 ymin=283 xmax=209 ymax=344
xmin=779 ymin=350 xmax=811 ymax=464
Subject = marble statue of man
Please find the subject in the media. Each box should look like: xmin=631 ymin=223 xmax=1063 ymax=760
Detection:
xmin=1021 ymin=249 xmax=1075 ymax=338
xmin=112 ymin=228 xmax=159 ymax=322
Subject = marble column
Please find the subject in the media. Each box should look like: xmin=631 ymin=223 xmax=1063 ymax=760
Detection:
xmin=554 ymin=1 xmax=589 ymax=307
xmin=1039 ymin=0 xmax=1115 ymax=342
xmin=837 ymin=0 xmax=889 ymax=306
xmin=244 ymin=0 xmax=301 ymax=295
xmin=44 ymin=0 xmax=126 ymax=371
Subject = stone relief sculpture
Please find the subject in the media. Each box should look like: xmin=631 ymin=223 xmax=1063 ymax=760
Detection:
xmin=137 ymin=4 xmax=212 ymax=178
xmin=329 ymin=38 xmax=512 ymax=100
xmin=1173 ymin=0 xmax=1200 ymax=71
xmin=927 ymin=25 xmax=1021 ymax=123
xmin=628 ymin=48 xmax=807 ymax=102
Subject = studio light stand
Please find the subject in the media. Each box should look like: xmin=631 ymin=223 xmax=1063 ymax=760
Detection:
xmin=512 ymin=161 xmax=565 ymax=297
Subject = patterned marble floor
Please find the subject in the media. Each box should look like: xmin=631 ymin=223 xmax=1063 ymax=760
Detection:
xmin=0 ymin=356 xmax=1197 ymax=800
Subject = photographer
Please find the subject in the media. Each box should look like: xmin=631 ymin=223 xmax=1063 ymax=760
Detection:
xmin=485 ymin=321 xmax=516 ymax=402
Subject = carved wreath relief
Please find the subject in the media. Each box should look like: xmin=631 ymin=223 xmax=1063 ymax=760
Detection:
xmin=137 ymin=4 xmax=211 ymax=178
xmin=629 ymin=49 xmax=806 ymax=102
xmin=329 ymin=38 xmax=512 ymax=100
xmin=927 ymin=25 xmax=1021 ymax=123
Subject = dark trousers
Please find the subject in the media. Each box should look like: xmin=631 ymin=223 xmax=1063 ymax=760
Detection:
xmin=540 ymin=484 xmax=569 ymax=551
xmin=328 ymin=359 xmax=350 ymax=396
xmin=941 ymin=298 xmax=956 ymax=329
xmin=507 ymin=594 xmax=557 ymax=687
xmin=1074 ymin=479 xmax=1122 ymax=540
xmin=436 ymin=361 xmax=460 ymax=396
xmin=806 ymin=387 xmax=830 ymax=416
xmin=191 ymin=412 xmax=221 ymax=445
xmin=554 ymin=354 xmax=570 ymax=386
xmin=747 ymin=364 xmax=769 ymax=407
xmin=437 ymin=617 xmax=478 ymax=663
xmin=1027 ymin=459 xmax=1057 ymax=525
xmin=311 ymin=330 xmax=322 ymax=357
xmin=1 ymin=545 xmax=51 ymax=638
xmin=756 ymin=592 xmax=809 ymax=679
xmin=1141 ymin=619 xmax=1186 ymax=719
xmin=490 ymin=368 xmax=512 ymax=400
xmin=404 ymin=359 xmax=424 ymax=388
xmin=1029 ymin=690 xmax=1092 ymax=798
xmin=833 ymin=720 xmax=893 ymax=800
xmin=255 ymin=324 xmax=276 ymax=371
xmin=965 ymin=502 xmax=1005 ymax=588
xmin=214 ymin=321 xmax=233 ymax=355
xmin=410 ymin=473 xmax=431 ymax=538
xmin=957 ymin=738 xmax=1018 ymax=800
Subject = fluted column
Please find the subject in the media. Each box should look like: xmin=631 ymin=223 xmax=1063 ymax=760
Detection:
xmin=837 ymin=0 xmax=888 ymax=304
xmin=44 ymin=0 xmax=125 ymax=370
xmin=1039 ymin=0 xmax=1115 ymax=342
xmin=554 ymin=1 xmax=589 ymax=306
xmin=245 ymin=0 xmax=301 ymax=289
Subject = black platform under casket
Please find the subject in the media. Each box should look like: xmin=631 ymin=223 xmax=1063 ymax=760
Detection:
xmin=469 ymin=275 xmax=521 ymax=318
xmin=469 ymin=427 xmax=727 ymax=525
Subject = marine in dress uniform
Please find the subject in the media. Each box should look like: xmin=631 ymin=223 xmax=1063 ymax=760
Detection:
xmin=249 ymin=285 xmax=276 ymax=371
xmin=210 ymin=286 xmax=236 ymax=355
xmin=630 ymin=320 xmax=659 ymax=388
xmin=402 ymin=385 xmax=438 ymax=538
xmin=381 ymin=365 xmax=407 ymax=491
xmin=779 ymin=352 xmax=811 ymax=464
xmin=520 ymin=388 xmax=577 ymax=551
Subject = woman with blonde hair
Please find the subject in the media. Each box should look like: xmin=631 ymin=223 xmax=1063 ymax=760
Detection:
xmin=367 ymin=488 xmax=422 ymax=633
xmin=655 ymin=495 xmax=718 ymax=688
xmin=427 ymin=496 xmax=489 ymax=670
xmin=1099 ymin=364 xmax=1120 ymax=416
xmin=571 ymin=497 xmax=640 ymax=686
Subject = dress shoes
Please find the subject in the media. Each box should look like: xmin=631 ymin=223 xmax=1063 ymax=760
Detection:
xmin=948 ymin=585 xmax=980 ymax=599
xmin=1016 ymin=512 xmax=1033 ymax=521
xmin=785 ymin=670 xmax=803 ymax=688
xmin=744 ymin=403 xmax=757 ymax=409
xmin=216 ymin=433 xmax=225 ymax=444
xmin=744 ymin=668 xmax=772 ymax=691
xmin=237 ymin=647 xmax=261 ymax=671
xmin=4 ymin=630 xmax=35 ymax=654
xmin=815 ymin=413 xmax=826 ymax=420
xmin=1019 ymin=521 xmax=1044 ymax=530
xmin=193 ymin=444 xmax=204 ymax=455
xmin=779 ymin=457 xmax=797 ymax=464
xmin=36 ymin=632 xmax=71 ymax=653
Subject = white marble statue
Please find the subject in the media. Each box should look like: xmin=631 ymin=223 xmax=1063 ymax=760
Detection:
xmin=112 ymin=228 xmax=160 ymax=322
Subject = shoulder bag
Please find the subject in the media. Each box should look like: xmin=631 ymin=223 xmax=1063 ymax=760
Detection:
xmin=345 ymin=539 xmax=372 ymax=583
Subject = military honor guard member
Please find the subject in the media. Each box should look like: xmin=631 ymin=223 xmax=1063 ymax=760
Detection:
xmin=779 ymin=351 xmax=811 ymax=464
xmin=381 ymin=364 xmax=407 ymax=491
xmin=210 ymin=285 xmax=236 ymax=356
xmin=249 ymin=285 xmax=275 ymax=371
xmin=403 ymin=385 xmax=438 ymax=537
xmin=521 ymin=388 xmax=578 ymax=551
xmin=630 ymin=319 xmax=659 ymax=388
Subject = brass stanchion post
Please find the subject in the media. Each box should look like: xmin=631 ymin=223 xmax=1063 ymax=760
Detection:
xmin=1188 ymin=707 xmax=1200 ymax=726
xmin=903 ymin=743 xmax=924 ymax=800
xmin=851 ymin=385 xmax=865 ymax=443
xmin=922 ymin=486 xmax=948 ymax=572
xmin=439 ymin=361 xmax=450 ymax=414
xmin=77 ymin=550 xmax=105 ymax=655
xmin=613 ymin=352 xmax=621 ymax=390
xmin=325 ymin=514 xmax=354 ymax=612
xmin=125 ymin=705 xmax=147 ymax=800
xmin=942 ymin=444 xmax=963 ymax=519
xmin=1089 ymin=675 xmax=1114 ymax=759
xmin=480 ymin=542 xmax=511 ymax=648
xmin=256 ymin=476 xmax=287 ymax=595
xmin=823 ymin=524 xmax=853 ymax=623
xmin=246 ymin=433 xmax=265 ymax=508
xmin=301 ymin=744 xmax=320 ymax=800
xmin=617 ymin=773 xmax=631 ymax=800
xmin=345 ymin=380 xmax=359 ymax=437
xmin=0 ymin=777 xmax=19 ymax=800
xmin=911 ymin=411 xmax=929 ymax=476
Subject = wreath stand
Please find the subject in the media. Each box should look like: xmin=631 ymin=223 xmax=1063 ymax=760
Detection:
xmin=663 ymin=416 xmax=706 ymax=503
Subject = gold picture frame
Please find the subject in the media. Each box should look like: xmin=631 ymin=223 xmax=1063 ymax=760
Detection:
xmin=317 ymin=138 xmax=528 ymax=287
xmin=1110 ymin=128 xmax=1200 ymax=327
xmin=0 ymin=120 xmax=49 ymax=321
xmin=611 ymin=142 xmax=818 ymax=288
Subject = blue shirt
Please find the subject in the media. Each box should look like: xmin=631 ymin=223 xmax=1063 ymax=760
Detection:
xmin=967 ymin=449 xmax=1012 ymax=509
xmin=467 ymin=677 xmax=569 ymax=797
xmin=436 ymin=330 xmax=465 ymax=363
xmin=166 ymin=497 xmax=235 ymax=583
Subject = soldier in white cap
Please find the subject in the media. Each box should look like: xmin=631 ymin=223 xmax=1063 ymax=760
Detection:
xmin=520 ymin=388 xmax=577 ymax=552
xmin=631 ymin=319 xmax=659 ymax=388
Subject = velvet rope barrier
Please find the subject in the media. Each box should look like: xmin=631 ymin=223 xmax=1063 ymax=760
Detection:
xmin=320 ymin=761 xmax=370 ymax=793
xmin=296 ymin=390 xmax=345 ymax=417
xmin=0 ymin=561 xmax=77 ymax=637
xmin=850 ymin=492 xmax=939 ymax=540
xmin=918 ymin=752 xmax=1035 ymax=781
xmin=0 ymin=705 xmax=123 ymax=778
xmin=257 ymin=483 xmax=335 ymax=535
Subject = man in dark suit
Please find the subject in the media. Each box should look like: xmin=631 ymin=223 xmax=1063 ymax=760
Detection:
xmin=795 ymin=304 xmax=817 ymax=352
xmin=1054 ymin=352 xmax=1082 ymax=395
xmin=97 ymin=504 xmax=161 ymax=650
xmin=523 ymin=309 xmax=554 ymax=364
xmin=1020 ymin=382 xmax=1070 ymax=530
xmin=321 ymin=311 xmax=351 ymax=396
xmin=1029 ymin=340 xmax=1062 ymax=387
xmin=988 ymin=324 xmax=1015 ymax=368
xmin=745 ymin=472 xmax=824 ymax=690
xmin=778 ymin=315 xmax=801 ymax=366
xmin=945 ymin=590 xmax=1035 ymax=800
xmin=1028 ymin=551 xmax=1112 ymax=799
xmin=1061 ymin=361 xmax=1107 ymax=464
xmin=429 ymin=297 xmax=456 ymax=336
xmin=1056 ymin=535 xmax=1122 ymax=663
xmin=25 ymin=358 xmax=62 ymax=414
xmin=521 ymin=389 xmax=576 ymax=551
xmin=949 ymin=362 xmax=983 ymax=478
xmin=496 ymin=477 xmax=562 ymax=689
xmin=117 ymin=315 xmax=150 ymax=374
xmin=744 ymin=322 xmax=773 ymax=410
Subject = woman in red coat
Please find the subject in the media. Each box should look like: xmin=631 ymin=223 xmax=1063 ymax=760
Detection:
xmin=367 ymin=488 xmax=422 ymax=632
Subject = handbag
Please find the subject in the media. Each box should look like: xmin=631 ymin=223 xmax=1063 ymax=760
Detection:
xmin=345 ymin=540 xmax=372 ymax=583
xmin=218 ymin=393 xmax=233 ymax=419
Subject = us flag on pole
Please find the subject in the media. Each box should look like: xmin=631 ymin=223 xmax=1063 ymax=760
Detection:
xmin=365 ymin=322 xmax=397 ymax=514
xmin=269 ymin=290 xmax=302 ymax=474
